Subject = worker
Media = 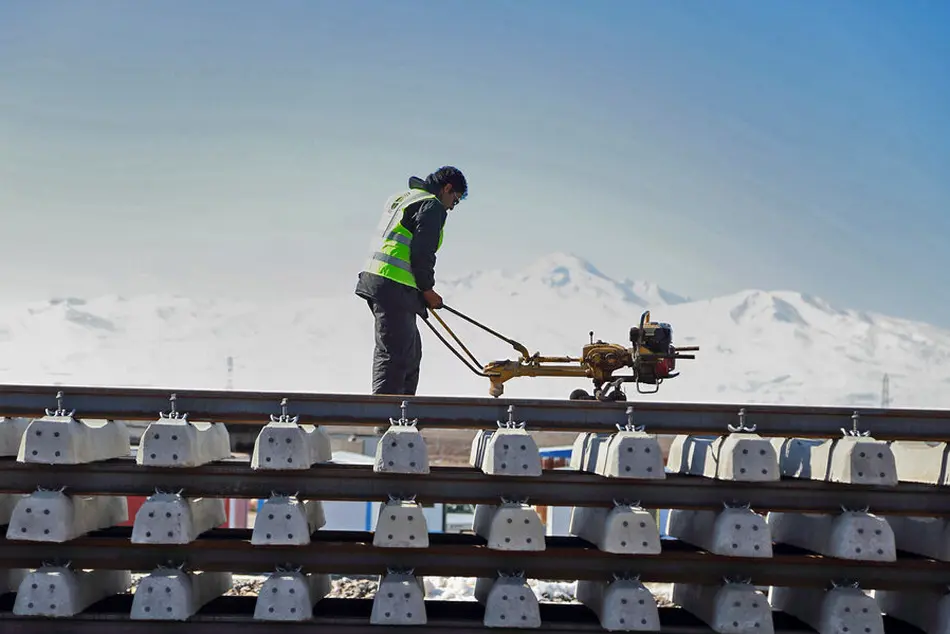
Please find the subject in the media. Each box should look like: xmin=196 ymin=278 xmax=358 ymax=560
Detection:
xmin=355 ymin=166 xmax=468 ymax=396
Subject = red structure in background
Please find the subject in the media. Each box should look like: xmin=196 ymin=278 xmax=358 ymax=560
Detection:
xmin=542 ymin=456 xmax=569 ymax=470
xmin=119 ymin=496 xmax=248 ymax=528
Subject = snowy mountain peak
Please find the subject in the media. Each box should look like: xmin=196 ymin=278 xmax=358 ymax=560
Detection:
xmin=520 ymin=251 xmax=609 ymax=285
xmin=442 ymin=252 xmax=689 ymax=309
xmin=622 ymin=279 xmax=691 ymax=308
xmin=715 ymin=289 xmax=867 ymax=331
xmin=518 ymin=253 xmax=691 ymax=307
xmin=728 ymin=290 xmax=809 ymax=327
xmin=49 ymin=297 xmax=88 ymax=307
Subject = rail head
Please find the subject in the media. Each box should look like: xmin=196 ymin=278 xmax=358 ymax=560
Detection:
xmin=1 ymin=458 xmax=949 ymax=516
xmin=1 ymin=382 xmax=949 ymax=439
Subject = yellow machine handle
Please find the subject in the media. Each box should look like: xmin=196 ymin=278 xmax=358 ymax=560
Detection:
xmin=439 ymin=304 xmax=531 ymax=360
xmin=421 ymin=304 xmax=531 ymax=378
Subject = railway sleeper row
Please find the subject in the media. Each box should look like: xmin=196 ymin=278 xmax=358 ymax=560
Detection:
xmin=0 ymin=409 xmax=948 ymax=631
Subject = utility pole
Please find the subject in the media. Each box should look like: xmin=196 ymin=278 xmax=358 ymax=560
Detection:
xmin=226 ymin=356 xmax=234 ymax=391
xmin=881 ymin=373 xmax=890 ymax=408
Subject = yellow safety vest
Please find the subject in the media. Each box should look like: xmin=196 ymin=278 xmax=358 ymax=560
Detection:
xmin=362 ymin=188 xmax=444 ymax=289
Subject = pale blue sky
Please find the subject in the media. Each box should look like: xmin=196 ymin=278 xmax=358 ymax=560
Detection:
xmin=2 ymin=0 xmax=948 ymax=326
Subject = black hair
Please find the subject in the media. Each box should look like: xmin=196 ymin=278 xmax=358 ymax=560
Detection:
xmin=425 ymin=166 xmax=468 ymax=198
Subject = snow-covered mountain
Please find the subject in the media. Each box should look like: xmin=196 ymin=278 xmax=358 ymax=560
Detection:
xmin=0 ymin=252 xmax=947 ymax=409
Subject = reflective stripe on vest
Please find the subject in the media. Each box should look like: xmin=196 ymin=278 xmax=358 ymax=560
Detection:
xmin=362 ymin=188 xmax=444 ymax=289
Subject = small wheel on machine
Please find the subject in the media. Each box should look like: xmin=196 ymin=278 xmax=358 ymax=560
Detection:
xmin=569 ymin=388 xmax=593 ymax=400
xmin=596 ymin=388 xmax=626 ymax=402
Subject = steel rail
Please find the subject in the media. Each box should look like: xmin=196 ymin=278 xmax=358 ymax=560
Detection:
xmin=1 ymin=383 xmax=949 ymax=439
xmin=0 ymin=529 xmax=948 ymax=591
xmin=0 ymin=457 xmax=948 ymax=516
xmin=0 ymin=597 xmax=835 ymax=634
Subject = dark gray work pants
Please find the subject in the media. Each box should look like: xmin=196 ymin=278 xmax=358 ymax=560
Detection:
xmin=367 ymin=299 xmax=422 ymax=396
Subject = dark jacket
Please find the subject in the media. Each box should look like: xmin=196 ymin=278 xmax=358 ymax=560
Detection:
xmin=355 ymin=176 xmax=448 ymax=317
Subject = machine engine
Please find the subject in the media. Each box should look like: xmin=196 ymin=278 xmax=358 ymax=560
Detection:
xmin=628 ymin=319 xmax=677 ymax=384
xmin=568 ymin=311 xmax=694 ymax=401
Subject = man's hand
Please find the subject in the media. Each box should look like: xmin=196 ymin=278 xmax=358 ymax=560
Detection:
xmin=422 ymin=289 xmax=443 ymax=309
